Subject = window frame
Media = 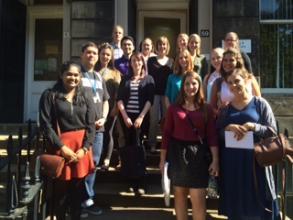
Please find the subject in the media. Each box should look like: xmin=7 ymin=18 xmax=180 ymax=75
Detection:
xmin=259 ymin=1 xmax=293 ymax=94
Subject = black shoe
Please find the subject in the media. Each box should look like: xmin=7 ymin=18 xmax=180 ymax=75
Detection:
xmin=82 ymin=205 xmax=103 ymax=216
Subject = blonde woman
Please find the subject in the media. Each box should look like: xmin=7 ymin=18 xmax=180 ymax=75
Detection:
xmin=147 ymin=36 xmax=173 ymax=152
xmin=188 ymin=34 xmax=208 ymax=79
xmin=176 ymin=33 xmax=189 ymax=53
xmin=165 ymin=49 xmax=194 ymax=109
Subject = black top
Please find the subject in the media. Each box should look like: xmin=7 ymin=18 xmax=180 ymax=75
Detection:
xmin=241 ymin=51 xmax=253 ymax=73
xmin=39 ymin=89 xmax=96 ymax=150
xmin=117 ymin=75 xmax=155 ymax=113
xmin=147 ymin=56 xmax=173 ymax=95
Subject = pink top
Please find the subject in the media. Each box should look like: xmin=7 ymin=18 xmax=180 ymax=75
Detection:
xmin=161 ymin=104 xmax=218 ymax=150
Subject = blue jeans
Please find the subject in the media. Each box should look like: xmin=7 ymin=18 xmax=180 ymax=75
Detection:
xmin=85 ymin=132 xmax=103 ymax=198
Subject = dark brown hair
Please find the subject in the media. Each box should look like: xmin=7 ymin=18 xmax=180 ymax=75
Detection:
xmin=96 ymin=42 xmax=115 ymax=71
xmin=220 ymin=48 xmax=244 ymax=81
xmin=128 ymin=52 xmax=147 ymax=78
xmin=81 ymin=41 xmax=98 ymax=53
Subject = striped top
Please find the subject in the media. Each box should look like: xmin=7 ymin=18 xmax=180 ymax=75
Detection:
xmin=126 ymin=80 xmax=140 ymax=114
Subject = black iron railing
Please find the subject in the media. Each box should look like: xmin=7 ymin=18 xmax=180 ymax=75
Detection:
xmin=0 ymin=120 xmax=45 ymax=220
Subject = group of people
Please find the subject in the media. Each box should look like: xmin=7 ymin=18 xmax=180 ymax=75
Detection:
xmin=39 ymin=24 xmax=281 ymax=220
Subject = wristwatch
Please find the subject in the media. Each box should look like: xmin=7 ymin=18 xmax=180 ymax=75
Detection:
xmin=82 ymin=147 xmax=88 ymax=155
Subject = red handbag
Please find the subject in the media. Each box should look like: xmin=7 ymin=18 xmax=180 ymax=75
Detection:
xmin=39 ymin=154 xmax=65 ymax=178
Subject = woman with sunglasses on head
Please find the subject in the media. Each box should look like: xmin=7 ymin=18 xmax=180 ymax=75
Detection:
xmin=210 ymin=48 xmax=261 ymax=114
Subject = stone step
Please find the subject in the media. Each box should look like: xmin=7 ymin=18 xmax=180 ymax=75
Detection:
xmin=95 ymin=167 xmax=161 ymax=184
xmin=79 ymin=206 xmax=228 ymax=220
xmin=93 ymin=181 xmax=219 ymax=210
xmin=0 ymin=123 xmax=35 ymax=135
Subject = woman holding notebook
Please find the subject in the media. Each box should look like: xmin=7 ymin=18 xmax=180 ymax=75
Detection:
xmin=217 ymin=67 xmax=280 ymax=220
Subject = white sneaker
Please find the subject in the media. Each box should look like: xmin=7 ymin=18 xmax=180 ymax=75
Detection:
xmin=81 ymin=198 xmax=94 ymax=208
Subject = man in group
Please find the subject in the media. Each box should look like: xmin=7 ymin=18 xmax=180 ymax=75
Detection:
xmin=114 ymin=35 xmax=135 ymax=77
xmin=111 ymin=25 xmax=124 ymax=60
xmin=80 ymin=41 xmax=109 ymax=216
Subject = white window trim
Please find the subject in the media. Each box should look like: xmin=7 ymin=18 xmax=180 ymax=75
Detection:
xmin=24 ymin=5 xmax=63 ymax=121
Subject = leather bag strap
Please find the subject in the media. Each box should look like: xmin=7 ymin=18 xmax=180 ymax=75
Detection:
xmin=253 ymin=136 xmax=287 ymax=220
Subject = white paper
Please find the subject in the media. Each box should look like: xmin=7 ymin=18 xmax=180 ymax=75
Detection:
xmin=161 ymin=162 xmax=171 ymax=207
xmin=225 ymin=131 xmax=254 ymax=149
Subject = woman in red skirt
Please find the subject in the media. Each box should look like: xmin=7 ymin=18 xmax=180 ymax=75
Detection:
xmin=39 ymin=61 xmax=96 ymax=220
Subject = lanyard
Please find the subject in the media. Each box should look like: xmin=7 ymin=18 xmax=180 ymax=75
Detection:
xmin=85 ymin=72 xmax=97 ymax=94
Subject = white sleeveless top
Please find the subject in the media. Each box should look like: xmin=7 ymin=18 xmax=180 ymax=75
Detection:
xmin=220 ymin=80 xmax=253 ymax=103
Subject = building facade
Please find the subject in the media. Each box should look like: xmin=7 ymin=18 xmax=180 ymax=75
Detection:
xmin=0 ymin=0 xmax=292 ymax=132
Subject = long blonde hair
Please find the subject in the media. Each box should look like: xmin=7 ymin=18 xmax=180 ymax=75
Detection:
xmin=188 ymin=34 xmax=201 ymax=56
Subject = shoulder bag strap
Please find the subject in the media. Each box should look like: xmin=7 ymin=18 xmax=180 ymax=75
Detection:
xmin=184 ymin=105 xmax=208 ymax=144
xmin=52 ymin=93 xmax=61 ymax=136
xmin=253 ymin=118 xmax=286 ymax=219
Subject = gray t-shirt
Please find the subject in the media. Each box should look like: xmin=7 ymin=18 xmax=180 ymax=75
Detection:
xmin=81 ymin=70 xmax=110 ymax=132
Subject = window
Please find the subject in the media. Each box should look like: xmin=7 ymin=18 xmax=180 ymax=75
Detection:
xmin=260 ymin=0 xmax=293 ymax=89
xmin=34 ymin=19 xmax=63 ymax=81
xmin=260 ymin=0 xmax=293 ymax=20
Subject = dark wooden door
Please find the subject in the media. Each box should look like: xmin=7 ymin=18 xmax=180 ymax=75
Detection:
xmin=0 ymin=0 xmax=26 ymax=123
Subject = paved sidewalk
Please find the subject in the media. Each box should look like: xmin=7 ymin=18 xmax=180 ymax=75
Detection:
xmin=79 ymin=207 xmax=228 ymax=220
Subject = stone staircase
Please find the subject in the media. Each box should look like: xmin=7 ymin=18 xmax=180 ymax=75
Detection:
xmin=89 ymin=147 xmax=227 ymax=220
xmin=1 ymin=123 xmax=292 ymax=219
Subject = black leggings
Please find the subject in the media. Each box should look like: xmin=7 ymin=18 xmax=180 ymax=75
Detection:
xmin=102 ymin=115 xmax=117 ymax=163
xmin=47 ymin=178 xmax=85 ymax=220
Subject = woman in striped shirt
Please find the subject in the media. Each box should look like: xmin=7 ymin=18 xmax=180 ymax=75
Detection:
xmin=117 ymin=52 xmax=155 ymax=195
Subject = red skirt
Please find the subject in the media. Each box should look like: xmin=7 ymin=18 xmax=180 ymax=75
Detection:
xmin=58 ymin=129 xmax=95 ymax=180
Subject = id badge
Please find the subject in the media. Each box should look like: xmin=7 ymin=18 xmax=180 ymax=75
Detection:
xmin=93 ymin=96 xmax=98 ymax=103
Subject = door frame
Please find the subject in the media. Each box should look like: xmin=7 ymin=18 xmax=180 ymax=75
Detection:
xmin=136 ymin=0 xmax=189 ymax=48
xmin=24 ymin=5 xmax=63 ymax=122
xmin=137 ymin=11 xmax=188 ymax=48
